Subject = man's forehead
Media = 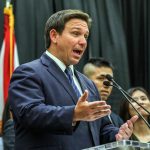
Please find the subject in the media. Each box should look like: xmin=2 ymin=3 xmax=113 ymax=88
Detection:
xmin=96 ymin=67 xmax=113 ymax=76
xmin=65 ymin=19 xmax=89 ymax=30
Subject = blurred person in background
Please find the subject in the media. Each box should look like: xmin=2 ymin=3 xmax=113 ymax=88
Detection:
xmin=83 ymin=57 xmax=123 ymax=127
xmin=120 ymin=87 xmax=150 ymax=143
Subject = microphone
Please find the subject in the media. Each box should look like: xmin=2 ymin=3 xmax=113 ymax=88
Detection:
xmin=103 ymin=75 xmax=150 ymax=128
xmin=104 ymin=75 xmax=150 ymax=115
xmin=103 ymin=80 xmax=111 ymax=86
xmin=103 ymin=81 xmax=118 ymax=89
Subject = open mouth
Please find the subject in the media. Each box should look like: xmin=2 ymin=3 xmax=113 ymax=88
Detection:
xmin=73 ymin=49 xmax=82 ymax=56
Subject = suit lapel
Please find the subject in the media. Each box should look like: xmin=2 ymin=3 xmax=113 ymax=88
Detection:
xmin=40 ymin=53 xmax=78 ymax=104
xmin=41 ymin=54 xmax=99 ymax=145
xmin=75 ymin=71 xmax=99 ymax=145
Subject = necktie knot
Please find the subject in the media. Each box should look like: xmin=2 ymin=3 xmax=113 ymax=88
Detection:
xmin=65 ymin=67 xmax=73 ymax=80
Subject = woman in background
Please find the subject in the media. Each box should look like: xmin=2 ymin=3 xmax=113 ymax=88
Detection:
xmin=120 ymin=87 xmax=150 ymax=143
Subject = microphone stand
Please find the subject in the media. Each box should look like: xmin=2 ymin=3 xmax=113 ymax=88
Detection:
xmin=111 ymin=78 xmax=150 ymax=115
xmin=103 ymin=76 xmax=150 ymax=129
xmin=115 ymin=84 xmax=150 ymax=128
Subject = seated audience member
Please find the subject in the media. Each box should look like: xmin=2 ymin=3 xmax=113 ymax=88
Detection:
xmin=120 ymin=87 xmax=150 ymax=143
xmin=83 ymin=57 xmax=123 ymax=127
xmin=2 ymin=101 xmax=15 ymax=150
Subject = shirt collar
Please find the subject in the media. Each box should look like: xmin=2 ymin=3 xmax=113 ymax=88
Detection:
xmin=46 ymin=50 xmax=75 ymax=75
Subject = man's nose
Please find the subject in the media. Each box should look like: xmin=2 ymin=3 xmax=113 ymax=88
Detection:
xmin=79 ymin=36 xmax=87 ymax=46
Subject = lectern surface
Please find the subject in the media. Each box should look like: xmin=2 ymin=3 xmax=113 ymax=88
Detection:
xmin=83 ymin=140 xmax=150 ymax=150
xmin=0 ymin=137 xmax=3 ymax=150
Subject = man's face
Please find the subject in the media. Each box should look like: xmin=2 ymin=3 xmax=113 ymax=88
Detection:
xmin=52 ymin=18 xmax=89 ymax=66
xmin=90 ymin=66 xmax=113 ymax=101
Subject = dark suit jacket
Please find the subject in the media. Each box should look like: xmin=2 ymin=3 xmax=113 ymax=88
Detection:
xmin=102 ymin=112 xmax=124 ymax=129
xmin=9 ymin=53 xmax=119 ymax=150
xmin=3 ymin=119 xmax=15 ymax=150
xmin=110 ymin=112 xmax=124 ymax=127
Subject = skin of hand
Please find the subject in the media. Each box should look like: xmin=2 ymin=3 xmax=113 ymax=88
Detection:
xmin=115 ymin=115 xmax=139 ymax=141
xmin=73 ymin=90 xmax=111 ymax=122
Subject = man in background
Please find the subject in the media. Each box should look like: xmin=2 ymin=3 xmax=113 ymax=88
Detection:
xmin=83 ymin=57 xmax=124 ymax=127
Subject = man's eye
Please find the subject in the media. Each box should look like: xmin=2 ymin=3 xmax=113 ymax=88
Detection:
xmin=84 ymin=35 xmax=89 ymax=40
xmin=97 ymin=77 xmax=104 ymax=80
xmin=72 ymin=32 xmax=80 ymax=36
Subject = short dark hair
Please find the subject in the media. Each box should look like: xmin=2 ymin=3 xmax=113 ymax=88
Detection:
xmin=83 ymin=57 xmax=114 ymax=77
xmin=87 ymin=57 xmax=114 ymax=69
xmin=44 ymin=9 xmax=92 ymax=49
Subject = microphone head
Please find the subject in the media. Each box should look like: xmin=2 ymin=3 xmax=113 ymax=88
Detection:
xmin=105 ymin=74 xmax=113 ymax=81
xmin=103 ymin=81 xmax=111 ymax=86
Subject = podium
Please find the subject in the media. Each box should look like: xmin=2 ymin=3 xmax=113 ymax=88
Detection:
xmin=0 ymin=137 xmax=3 ymax=150
xmin=83 ymin=140 xmax=150 ymax=150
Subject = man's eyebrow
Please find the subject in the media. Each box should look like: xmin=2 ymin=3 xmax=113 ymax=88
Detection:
xmin=70 ymin=27 xmax=83 ymax=30
xmin=96 ymin=74 xmax=105 ymax=78
xmin=99 ymin=74 xmax=106 ymax=77
xmin=71 ymin=27 xmax=89 ymax=32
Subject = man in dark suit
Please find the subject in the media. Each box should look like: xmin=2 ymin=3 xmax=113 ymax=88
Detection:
xmin=8 ymin=9 xmax=138 ymax=150
xmin=83 ymin=58 xmax=124 ymax=127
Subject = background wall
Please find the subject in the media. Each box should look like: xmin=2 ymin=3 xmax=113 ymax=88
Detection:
xmin=1 ymin=0 xmax=150 ymax=113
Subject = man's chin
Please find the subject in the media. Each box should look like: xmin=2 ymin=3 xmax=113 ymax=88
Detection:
xmin=71 ymin=58 xmax=80 ymax=65
xmin=101 ymin=96 xmax=108 ymax=101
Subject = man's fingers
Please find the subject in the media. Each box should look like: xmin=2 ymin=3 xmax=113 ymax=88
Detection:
xmin=78 ymin=90 xmax=88 ymax=102
xmin=129 ymin=115 xmax=139 ymax=124
xmin=115 ymin=134 xmax=122 ymax=141
xmin=88 ymin=101 xmax=107 ymax=108
xmin=120 ymin=123 xmax=132 ymax=138
xmin=126 ymin=115 xmax=138 ymax=129
xmin=75 ymin=90 xmax=112 ymax=121
xmin=94 ymin=110 xmax=111 ymax=119
xmin=115 ymin=116 xmax=138 ymax=141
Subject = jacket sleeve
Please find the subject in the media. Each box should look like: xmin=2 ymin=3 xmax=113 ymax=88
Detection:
xmin=9 ymin=64 xmax=75 ymax=134
xmin=100 ymin=117 xmax=119 ymax=144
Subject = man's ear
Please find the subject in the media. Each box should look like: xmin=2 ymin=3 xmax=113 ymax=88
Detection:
xmin=50 ymin=29 xmax=58 ymax=44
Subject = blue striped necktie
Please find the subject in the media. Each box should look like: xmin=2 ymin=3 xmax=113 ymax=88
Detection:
xmin=65 ymin=67 xmax=81 ymax=98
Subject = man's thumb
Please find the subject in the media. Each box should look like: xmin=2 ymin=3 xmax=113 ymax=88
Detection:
xmin=130 ymin=115 xmax=139 ymax=123
xmin=78 ymin=90 xmax=88 ymax=102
